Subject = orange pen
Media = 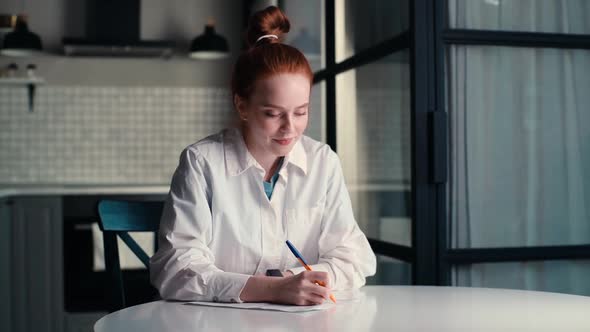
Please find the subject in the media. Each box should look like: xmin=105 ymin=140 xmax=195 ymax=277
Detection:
xmin=286 ymin=240 xmax=337 ymax=303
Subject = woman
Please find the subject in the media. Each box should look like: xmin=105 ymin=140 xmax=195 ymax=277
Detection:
xmin=150 ymin=6 xmax=376 ymax=306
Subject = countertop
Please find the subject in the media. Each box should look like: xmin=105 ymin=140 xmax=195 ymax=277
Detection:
xmin=0 ymin=183 xmax=170 ymax=199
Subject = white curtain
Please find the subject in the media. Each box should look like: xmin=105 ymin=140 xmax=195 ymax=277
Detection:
xmin=448 ymin=0 xmax=590 ymax=296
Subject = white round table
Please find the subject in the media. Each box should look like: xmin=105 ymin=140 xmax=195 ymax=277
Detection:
xmin=94 ymin=285 xmax=590 ymax=331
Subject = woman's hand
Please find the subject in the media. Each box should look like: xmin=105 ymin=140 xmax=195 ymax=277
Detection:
xmin=239 ymin=271 xmax=331 ymax=305
xmin=271 ymin=271 xmax=331 ymax=305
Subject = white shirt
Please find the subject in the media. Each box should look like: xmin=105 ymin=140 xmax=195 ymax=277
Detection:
xmin=150 ymin=128 xmax=376 ymax=303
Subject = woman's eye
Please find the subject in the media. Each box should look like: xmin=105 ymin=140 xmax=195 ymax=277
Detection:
xmin=295 ymin=112 xmax=307 ymax=116
xmin=264 ymin=112 xmax=280 ymax=118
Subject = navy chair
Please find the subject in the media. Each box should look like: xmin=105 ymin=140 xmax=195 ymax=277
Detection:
xmin=97 ymin=199 xmax=164 ymax=312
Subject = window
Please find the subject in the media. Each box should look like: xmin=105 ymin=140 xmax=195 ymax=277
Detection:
xmin=444 ymin=0 xmax=590 ymax=296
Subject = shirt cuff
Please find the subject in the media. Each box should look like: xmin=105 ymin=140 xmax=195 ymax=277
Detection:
xmin=211 ymin=272 xmax=251 ymax=303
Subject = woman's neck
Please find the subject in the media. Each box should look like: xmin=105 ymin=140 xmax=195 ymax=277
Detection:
xmin=242 ymin=129 xmax=283 ymax=180
xmin=263 ymin=158 xmax=282 ymax=182
xmin=252 ymin=153 xmax=282 ymax=182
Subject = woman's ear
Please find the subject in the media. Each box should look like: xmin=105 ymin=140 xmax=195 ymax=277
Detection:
xmin=234 ymin=94 xmax=248 ymax=121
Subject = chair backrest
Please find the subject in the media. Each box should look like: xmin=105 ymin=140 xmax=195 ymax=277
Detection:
xmin=97 ymin=199 xmax=164 ymax=312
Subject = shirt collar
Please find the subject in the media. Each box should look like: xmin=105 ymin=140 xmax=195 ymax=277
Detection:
xmin=224 ymin=128 xmax=308 ymax=177
xmin=224 ymin=128 xmax=257 ymax=176
xmin=283 ymin=137 xmax=307 ymax=175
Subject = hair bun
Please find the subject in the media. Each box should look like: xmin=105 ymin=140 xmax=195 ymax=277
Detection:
xmin=246 ymin=6 xmax=291 ymax=48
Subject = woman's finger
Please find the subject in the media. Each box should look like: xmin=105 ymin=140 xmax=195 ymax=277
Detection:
xmin=301 ymin=271 xmax=330 ymax=286
xmin=305 ymin=292 xmax=327 ymax=305
xmin=303 ymin=280 xmax=331 ymax=299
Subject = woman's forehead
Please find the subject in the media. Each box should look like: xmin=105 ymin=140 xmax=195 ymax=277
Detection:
xmin=250 ymin=73 xmax=311 ymax=103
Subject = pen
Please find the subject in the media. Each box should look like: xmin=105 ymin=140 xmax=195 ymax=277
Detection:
xmin=285 ymin=240 xmax=337 ymax=303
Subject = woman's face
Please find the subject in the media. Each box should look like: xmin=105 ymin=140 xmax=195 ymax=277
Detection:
xmin=236 ymin=73 xmax=310 ymax=158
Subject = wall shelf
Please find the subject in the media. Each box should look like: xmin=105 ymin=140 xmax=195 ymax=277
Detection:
xmin=0 ymin=77 xmax=45 ymax=85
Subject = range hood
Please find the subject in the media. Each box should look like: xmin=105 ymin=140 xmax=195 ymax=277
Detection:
xmin=62 ymin=0 xmax=173 ymax=57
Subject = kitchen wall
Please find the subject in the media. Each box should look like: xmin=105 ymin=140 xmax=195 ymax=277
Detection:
xmin=0 ymin=0 xmax=243 ymax=58
xmin=0 ymin=0 xmax=329 ymax=186
xmin=0 ymin=1 xmax=317 ymax=185
xmin=0 ymin=0 xmax=244 ymax=86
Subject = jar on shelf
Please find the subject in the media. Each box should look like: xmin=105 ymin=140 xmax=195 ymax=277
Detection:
xmin=26 ymin=63 xmax=37 ymax=78
xmin=7 ymin=62 xmax=18 ymax=77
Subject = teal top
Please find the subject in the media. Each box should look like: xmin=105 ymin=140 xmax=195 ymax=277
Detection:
xmin=263 ymin=157 xmax=284 ymax=199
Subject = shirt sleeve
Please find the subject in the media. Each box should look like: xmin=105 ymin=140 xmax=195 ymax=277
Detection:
xmin=149 ymin=148 xmax=251 ymax=303
xmin=288 ymin=150 xmax=377 ymax=289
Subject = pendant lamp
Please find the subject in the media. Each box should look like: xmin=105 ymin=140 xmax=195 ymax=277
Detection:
xmin=1 ymin=14 xmax=42 ymax=56
xmin=189 ymin=19 xmax=229 ymax=60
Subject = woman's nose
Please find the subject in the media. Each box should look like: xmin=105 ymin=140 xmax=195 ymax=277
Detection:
xmin=280 ymin=115 xmax=294 ymax=131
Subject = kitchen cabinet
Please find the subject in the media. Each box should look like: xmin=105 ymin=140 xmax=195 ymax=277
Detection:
xmin=0 ymin=198 xmax=12 ymax=332
xmin=1 ymin=196 xmax=64 ymax=332
xmin=64 ymin=311 xmax=106 ymax=332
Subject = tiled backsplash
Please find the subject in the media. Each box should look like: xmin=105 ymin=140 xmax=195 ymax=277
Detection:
xmin=0 ymin=83 xmax=409 ymax=186
xmin=0 ymin=86 xmax=236 ymax=184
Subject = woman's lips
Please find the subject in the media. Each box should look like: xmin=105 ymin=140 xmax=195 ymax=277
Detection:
xmin=273 ymin=138 xmax=293 ymax=146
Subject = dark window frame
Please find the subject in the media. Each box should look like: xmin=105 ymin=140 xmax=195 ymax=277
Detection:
xmin=274 ymin=0 xmax=590 ymax=287
xmin=313 ymin=0 xmax=439 ymax=285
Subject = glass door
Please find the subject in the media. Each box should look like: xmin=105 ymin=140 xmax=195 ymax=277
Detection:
xmin=333 ymin=0 xmax=414 ymax=285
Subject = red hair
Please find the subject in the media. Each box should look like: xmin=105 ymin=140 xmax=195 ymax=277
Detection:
xmin=231 ymin=6 xmax=313 ymax=100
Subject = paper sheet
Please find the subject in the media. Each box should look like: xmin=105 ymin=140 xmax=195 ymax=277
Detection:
xmin=185 ymin=301 xmax=333 ymax=312
xmin=184 ymin=288 xmax=363 ymax=313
